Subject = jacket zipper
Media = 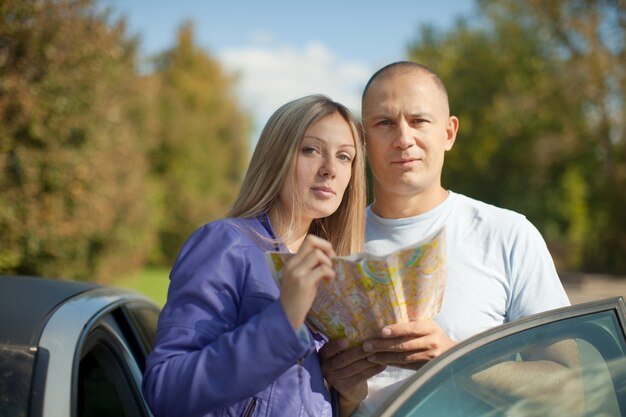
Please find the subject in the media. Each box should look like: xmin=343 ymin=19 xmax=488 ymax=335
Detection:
xmin=242 ymin=398 xmax=257 ymax=417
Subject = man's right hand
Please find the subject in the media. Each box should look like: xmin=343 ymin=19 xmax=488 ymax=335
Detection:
xmin=319 ymin=338 xmax=386 ymax=416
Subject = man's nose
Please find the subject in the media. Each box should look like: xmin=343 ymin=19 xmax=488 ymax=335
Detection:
xmin=392 ymin=120 xmax=415 ymax=149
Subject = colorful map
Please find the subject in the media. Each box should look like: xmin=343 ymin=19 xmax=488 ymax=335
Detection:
xmin=266 ymin=228 xmax=447 ymax=345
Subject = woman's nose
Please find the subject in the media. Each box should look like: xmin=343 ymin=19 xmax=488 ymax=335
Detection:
xmin=318 ymin=160 xmax=336 ymax=178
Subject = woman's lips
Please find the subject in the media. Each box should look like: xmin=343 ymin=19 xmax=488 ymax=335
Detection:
xmin=311 ymin=186 xmax=336 ymax=198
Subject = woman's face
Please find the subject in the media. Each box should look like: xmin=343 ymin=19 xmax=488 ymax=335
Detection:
xmin=279 ymin=111 xmax=356 ymax=224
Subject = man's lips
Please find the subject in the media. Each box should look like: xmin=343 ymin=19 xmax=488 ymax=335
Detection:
xmin=391 ymin=157 xmax=421 ymax=165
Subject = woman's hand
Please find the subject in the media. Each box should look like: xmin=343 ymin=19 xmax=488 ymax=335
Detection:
xmin=279 ymin=235 xmax=336 ymax=329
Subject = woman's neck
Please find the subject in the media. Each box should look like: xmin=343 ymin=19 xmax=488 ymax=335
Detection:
xmin=285 ymin=234 xmax=307 ymax=253
xmin=268 ymin=209 xmax=311 ymax=253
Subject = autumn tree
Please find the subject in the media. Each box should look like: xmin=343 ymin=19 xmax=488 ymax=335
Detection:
xmin=149 ymin=22 xmax=250 ymax=264
xmin=408 ymin=0 xmax=625 ymax=272
xmin=0 ymin=0 xmax=154 ymax=281
xmin=486 ymin=0 xmax=626 ymax=273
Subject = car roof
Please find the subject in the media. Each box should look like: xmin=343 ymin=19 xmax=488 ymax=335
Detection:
xmin=0 ymin=275 xmax=101 ymax=348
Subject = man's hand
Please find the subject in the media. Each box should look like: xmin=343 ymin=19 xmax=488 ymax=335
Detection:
xmin=364 ymin=320 xmax=457 ymax=370
xmin=319 ymin=338 xmax=385 ymax=416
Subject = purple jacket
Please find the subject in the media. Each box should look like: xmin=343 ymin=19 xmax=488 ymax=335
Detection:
xmin=142 ymin=215 xmax=332 ymax=417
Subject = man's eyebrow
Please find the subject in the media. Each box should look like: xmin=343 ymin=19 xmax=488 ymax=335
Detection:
xmin=363 ymin=110 xmax=436 ymax=120
xmin=408 ymin=111 xmax=435 ymax=119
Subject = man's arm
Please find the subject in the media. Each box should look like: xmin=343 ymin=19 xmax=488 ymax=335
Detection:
xmin=319 ymin=338 xmax=385 ymax=417
xmin=466 ymin=339 xmax=583 ymax=414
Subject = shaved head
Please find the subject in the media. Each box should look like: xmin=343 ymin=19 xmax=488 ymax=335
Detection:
xmin=362 ymin=61 xmax=450 ymax=117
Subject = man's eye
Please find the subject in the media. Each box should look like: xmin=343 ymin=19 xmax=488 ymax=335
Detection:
xmin=377 ymin=120 xmax=392 ymax=126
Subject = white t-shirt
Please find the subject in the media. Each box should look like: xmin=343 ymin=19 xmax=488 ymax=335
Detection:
xmin=364 ymin=191 xmax=570 ymax=395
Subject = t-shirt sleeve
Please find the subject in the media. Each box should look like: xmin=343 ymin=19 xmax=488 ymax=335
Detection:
xmin=506 ymin=217 xmax=571 ymax=322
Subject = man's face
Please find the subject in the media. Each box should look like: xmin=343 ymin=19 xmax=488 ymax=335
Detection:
xmin=362 ymin=71 xmax=458 ymax=200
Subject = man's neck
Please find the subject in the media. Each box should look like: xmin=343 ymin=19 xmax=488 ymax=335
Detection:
xmin=372 ymin=187 xmax=449 ymax=219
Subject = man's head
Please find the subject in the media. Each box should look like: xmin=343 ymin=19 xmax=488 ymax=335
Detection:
xmin=362 ymin=61 xmax=450 ymax=116
xmin=362 ymin=61 xmax=459 ymax=217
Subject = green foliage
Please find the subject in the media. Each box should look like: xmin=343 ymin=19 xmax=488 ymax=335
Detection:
xmin=407 ymin=0 xmax=626 ymax=273
xmin=0 ymin=0 xmax=154 ymax=281
xmin=0 ymin=2 xmax=249 ymax=281
xmin=148 ymin=22 xmax=250 ymax=265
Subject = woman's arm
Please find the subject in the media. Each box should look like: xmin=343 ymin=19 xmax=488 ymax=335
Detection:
xmin=142 ymin=223 xmax=310 ymax=417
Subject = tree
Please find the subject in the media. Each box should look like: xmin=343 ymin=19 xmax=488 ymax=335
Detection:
xmin=490 ymin=0 xmax=626 ymax=273
xmin=406 ymin=1 xmax=624 ymax=271
xmin=473 ymin=0 xmax=626 ymax=272
xmin=0 ymin=0 xmax=154 ymax=281
xmin=149 ymin=22 xmax=250 ymax=264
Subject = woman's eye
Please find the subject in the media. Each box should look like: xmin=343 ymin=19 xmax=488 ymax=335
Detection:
xmin=301 ymin=146 xmax=317 ymax=155
xmin=338 ymin=154 xmax=353 ymax=162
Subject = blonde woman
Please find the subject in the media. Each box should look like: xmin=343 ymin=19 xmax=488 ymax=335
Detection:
xmin=143 ymin=95 xmax=369 ymax=417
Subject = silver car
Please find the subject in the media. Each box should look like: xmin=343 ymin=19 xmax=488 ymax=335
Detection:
xmin=1 ymin=274 xmax=159 ymax=417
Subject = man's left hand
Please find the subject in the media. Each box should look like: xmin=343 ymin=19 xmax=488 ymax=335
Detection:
xmin=363 ymin=320 xmax=457 ymax=370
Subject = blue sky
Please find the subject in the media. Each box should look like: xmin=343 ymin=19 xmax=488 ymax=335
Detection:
xmin=100 ymin=0 xmax=478 ymax=143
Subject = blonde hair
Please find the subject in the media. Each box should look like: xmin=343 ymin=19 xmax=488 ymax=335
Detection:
xmin=228 ymin=94 xmax=366 ymax=255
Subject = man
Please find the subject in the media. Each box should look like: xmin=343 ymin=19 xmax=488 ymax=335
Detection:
xmin=320 ymin=61 xmax=572 ymax=416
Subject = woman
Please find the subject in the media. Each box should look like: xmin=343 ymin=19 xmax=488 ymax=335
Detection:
xmin=142 ymin=94 xmax=366 ymax=417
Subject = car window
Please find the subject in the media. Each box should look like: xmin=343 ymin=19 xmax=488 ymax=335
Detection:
xmin=75 ymin=326 xmax=147 ymax=417
xmin=115 ymin=303 xmax=159 ymax=372
xmin=77 ymin=344 xmax=127 ymax=417
xmin=377 ymin=308 xmax=626 ymax=417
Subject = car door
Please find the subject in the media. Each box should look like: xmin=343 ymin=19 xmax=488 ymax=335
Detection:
xmin=366 ymin=297 xmax=626 ymax=417
xmin=37 ymin=287 xmax=160 ymax=417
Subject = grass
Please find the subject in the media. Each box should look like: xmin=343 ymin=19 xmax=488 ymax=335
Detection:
xmin=111 ymin=267 xmax=170 ymax=307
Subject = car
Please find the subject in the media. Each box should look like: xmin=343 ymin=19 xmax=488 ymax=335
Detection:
xmin=4 ymin=275 xmax=626 ymax=417
xmin=0 ymin=274 xmax=160 ymax=417
xmin=356 ymin=296 xmax=626 ymax=417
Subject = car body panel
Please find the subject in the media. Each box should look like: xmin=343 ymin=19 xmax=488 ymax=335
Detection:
xmin=0 ymin=275 xmax=97 ymax=348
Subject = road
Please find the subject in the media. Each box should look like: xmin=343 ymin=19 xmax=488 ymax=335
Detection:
xmin=560 ymin=273 xmax=626 ymax=305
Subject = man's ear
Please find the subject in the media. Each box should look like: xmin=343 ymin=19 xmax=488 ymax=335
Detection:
xmin=444 ymin=116 xmax=459 ymax=151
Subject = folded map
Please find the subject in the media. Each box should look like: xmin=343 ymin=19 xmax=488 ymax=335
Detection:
xmin=266 ymin=228 xmax=447 ymax=345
